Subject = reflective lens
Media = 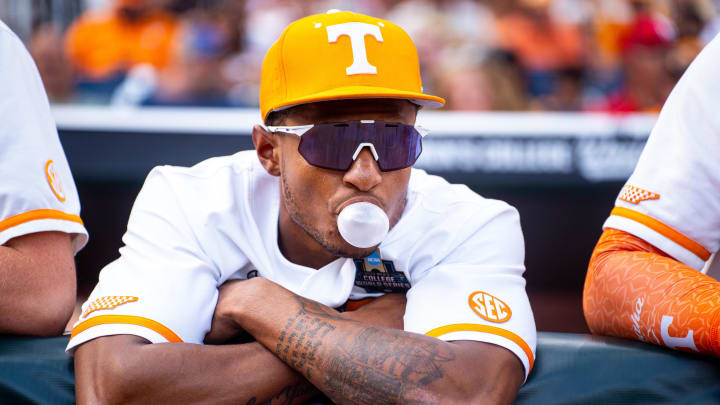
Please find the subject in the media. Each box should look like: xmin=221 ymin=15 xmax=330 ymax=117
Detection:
xmin=296 ymin=121 xmax=423 ymax=171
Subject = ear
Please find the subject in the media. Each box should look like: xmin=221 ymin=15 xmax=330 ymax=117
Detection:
xmin=252 ymin=125 xmax=281 ymax=176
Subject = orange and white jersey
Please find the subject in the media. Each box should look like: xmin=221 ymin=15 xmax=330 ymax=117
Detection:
xmin=67 ymin=151 xmax=536 ymax=378
xmin=0 ymin=21 xmax=87 ymax=252
xmin=604 ymin=33 xmax=720 ymax=272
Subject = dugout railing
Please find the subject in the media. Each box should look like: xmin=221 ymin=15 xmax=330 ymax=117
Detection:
xmin=2 ymin=333 xmax=719 ymax=404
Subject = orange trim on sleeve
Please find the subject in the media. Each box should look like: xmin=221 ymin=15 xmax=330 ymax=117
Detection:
xmin=0 ymin=209 xmax=84 ymax=233
xmin=71 ymin=315 xmax=183 ymax=343
xmin=425 ymin=323 xmax=534 ymax=372
xmin=610 ymin=207 xmax=711 ymax=261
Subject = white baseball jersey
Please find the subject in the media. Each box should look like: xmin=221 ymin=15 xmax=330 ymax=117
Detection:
xmin=67 ymin=151 xmax=536 ymax=377
xmin=0 ymin=21 xmax=87 ymax=251
xmin=604 ymin=33 xmax=720 ymax=273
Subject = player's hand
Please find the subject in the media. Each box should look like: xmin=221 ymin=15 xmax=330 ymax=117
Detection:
xmin=342 ymin=293 xmax=406 ymax=330
xmin=204 ymin=279 xmax=249 ymax=344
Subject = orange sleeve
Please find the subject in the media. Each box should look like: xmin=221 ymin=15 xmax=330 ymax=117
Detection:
xmin=584 ymin=228 xmax=720 ymax=356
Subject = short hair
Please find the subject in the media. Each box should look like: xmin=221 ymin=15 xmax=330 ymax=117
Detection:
xmin=264 ymin=99 xmax=421 ymax=126
xmin=265 ymin=108 xmax=294 ymax=126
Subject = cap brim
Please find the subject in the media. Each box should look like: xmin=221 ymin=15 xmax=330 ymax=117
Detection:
xmin=266 ymin=86 xmax=445 ymax=119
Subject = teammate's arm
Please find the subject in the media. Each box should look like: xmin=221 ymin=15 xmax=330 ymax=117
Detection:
xmin=74 ymin=291 xmax=407 ymax=404
xmin=217 ymin=277 xmax=524 ymax=405
xmin=0 ymin=231 xmax=76 ymax=335
xmin=584 ymin=228 xmax=720 ymax=355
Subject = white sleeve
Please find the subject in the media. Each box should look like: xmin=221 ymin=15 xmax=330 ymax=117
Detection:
xmin=403 ymin=207 xmax=536 ymax=379
xmin=67 ymin=168 xmax=220 ymax=351
xmin=0 ymin=21 xmax=87 ymax=252
xmin=603 ymin=33 xmax=720 ymax=270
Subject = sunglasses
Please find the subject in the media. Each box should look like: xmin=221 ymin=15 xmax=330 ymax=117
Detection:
xmin=262 ymin=120 xmax=428 ymax=172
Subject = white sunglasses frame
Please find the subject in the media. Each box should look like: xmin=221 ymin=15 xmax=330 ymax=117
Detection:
xmin=260 ymin=120 xmax=430 ymax=164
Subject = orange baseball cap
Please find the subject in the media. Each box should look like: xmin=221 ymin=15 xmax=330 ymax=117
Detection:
xmin=259 ymin=10 xmax=445 ymax=121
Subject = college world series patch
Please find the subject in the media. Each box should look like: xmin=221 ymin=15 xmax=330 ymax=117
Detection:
xmin=353 ymin=250 xmax=411 ymax=293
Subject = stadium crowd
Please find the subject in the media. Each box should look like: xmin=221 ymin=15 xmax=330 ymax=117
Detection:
xmin=16 ymin=0 xmax=720 ymax=111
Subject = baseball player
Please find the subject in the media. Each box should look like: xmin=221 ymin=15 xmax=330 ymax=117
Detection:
xmin=0 ymin=21 xmax=88 ymax=335
xmin=584 ymin=33 xmax=720 ymax=355
xmin=71 ymin=11 xmax=536 ymax=404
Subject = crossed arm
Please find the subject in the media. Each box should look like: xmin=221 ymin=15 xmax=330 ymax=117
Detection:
xmin=0 ymin=231 xmax=76 ymax=335
xmin=75 ymin=277 xmax=524 ymax=404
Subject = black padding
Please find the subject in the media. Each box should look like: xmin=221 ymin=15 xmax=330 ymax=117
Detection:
xmin=517 ymin=333 xmax=720 ymax=404
xmin=0 ymin=335 xmax=75 ymax=405
xmin=1 ymin=333 xmax=719 ymax=404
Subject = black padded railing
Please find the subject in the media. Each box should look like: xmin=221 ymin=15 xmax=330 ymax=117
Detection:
xmin=1 ymin=332 xmax=718 ymax=404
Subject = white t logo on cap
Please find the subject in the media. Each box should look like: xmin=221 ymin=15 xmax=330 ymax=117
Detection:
xmin=327 ymin=22 xmax=383 ymax=75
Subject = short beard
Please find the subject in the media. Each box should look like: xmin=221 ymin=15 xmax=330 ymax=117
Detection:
xmin=280 ymin=173 xmax=379 ymax=259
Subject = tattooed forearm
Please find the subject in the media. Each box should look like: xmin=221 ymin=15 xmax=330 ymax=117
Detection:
xmin=275 ymin=302 xmax=337 ymax=379
xmin=244 ymin=380 xmax=317 ymax=405
xmin=274 ymin=295 xmax=455 ymax=405
xmin=321 ymin=327 xmax=454 ymax=404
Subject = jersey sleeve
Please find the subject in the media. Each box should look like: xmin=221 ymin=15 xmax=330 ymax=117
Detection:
xmin=603 ymin=33 xmax=720 ymax=270
xmin=0 ymin=22 xmax=87 ymax=252
xmin=403 ymin=206 xmax=536 ymax=379
xmin=67 ymin=168 xmax=220 ymax=351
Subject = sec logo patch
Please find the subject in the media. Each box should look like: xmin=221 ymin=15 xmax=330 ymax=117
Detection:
xmin=468 ymin=291 xmax=511 ymax=323
xmin=45 ymin=160 xmax=66 ymax=202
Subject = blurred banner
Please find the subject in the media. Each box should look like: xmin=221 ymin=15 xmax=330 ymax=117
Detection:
xmin=54 ymin=106 xmax=655 ymax=186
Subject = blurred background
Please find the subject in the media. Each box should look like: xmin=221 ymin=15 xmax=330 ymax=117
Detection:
xmin=2 ymin=0 xmax=717 ymax=332
xmin=3 ymin=0 xmax=716 ymax=110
